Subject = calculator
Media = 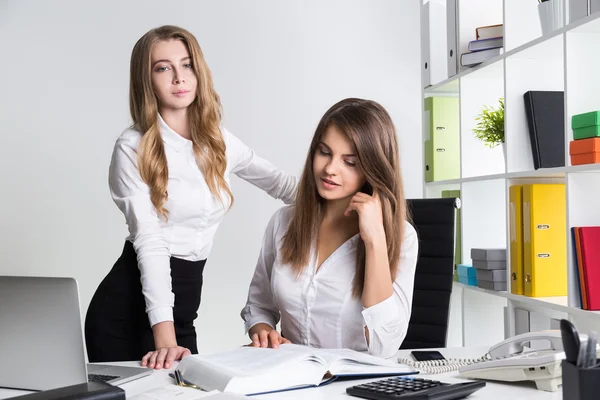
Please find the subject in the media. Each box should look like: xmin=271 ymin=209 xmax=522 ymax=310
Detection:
xmin=346 ymin=376 xmax=486 ymax=399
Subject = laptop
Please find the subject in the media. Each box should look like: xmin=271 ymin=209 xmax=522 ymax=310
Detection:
xmin=0 ymin=276 xmax=153 ymax=391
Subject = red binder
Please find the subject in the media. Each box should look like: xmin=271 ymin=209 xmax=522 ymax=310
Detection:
xmin=578 ymin=227 xmax=600 ymax=310
xmin=574 ymin=227 xmax=588 ymax=309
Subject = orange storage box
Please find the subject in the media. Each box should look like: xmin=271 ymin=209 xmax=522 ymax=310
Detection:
xmin=569 ymin=138 xmax=600 ymax=165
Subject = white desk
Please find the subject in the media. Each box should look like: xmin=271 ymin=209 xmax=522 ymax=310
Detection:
xmin=0 ymin=346 xmax=563 ymax=399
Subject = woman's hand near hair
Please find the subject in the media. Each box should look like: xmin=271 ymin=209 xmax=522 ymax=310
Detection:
xmin=344 ymin=191 xmax=393 ymax=308
xmin=141 ymin=321 xmax=191 ymax=369
xmin=248 ymin=323 xmax=291 ymax=349
xmin=344 ymin=191 xmax=386 ymax=247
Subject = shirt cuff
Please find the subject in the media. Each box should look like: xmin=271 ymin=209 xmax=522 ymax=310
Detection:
xmin=361 ymin=295 xmax=399 ymax=329
xmin=244 ymin=316 xmax=276 ymax=334
xmin=148 ymin=306 xmax=174 ymax=327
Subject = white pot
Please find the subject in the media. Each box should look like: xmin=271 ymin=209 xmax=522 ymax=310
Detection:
xmin=538 ymin=0 xmax=565 ymax=36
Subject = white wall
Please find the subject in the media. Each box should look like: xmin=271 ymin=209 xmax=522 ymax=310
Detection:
xmin=0 ymin=0 xmax=422 ymax=353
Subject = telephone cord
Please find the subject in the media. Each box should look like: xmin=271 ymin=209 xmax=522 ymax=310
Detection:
xmin=397 ymin=353 xmax=492 ymax=374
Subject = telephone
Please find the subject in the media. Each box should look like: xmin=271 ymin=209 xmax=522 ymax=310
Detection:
xmin=458 ymin=330 xmax=568 ymax=392
xmin=398 ymin=330 xmax=598 ymax=393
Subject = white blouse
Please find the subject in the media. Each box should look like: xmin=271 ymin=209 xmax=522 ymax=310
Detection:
xmin=241 ymin=205 xmax=419 ymax=359
xmin=108 ymin=115 xmax=297 ymax=327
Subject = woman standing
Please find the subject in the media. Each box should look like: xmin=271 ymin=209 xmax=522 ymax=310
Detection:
xmin=85 ymin=25 xmax=297 ymax=370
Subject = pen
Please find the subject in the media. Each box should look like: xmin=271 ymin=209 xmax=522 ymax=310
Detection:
xmin=585 ymin=331 xmax=597 ymax=369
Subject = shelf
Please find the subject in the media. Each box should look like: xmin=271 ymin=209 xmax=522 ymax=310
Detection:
xmin=426 ymin=173 xmax=504 ymax=186
xmin=425 ymin=164 xmax=600 ymax=186
xmin=424 ymin=12 xmax=600 ymax=95
xmin=454 ymin=282 xmax=600 ymax=321
xmin=504 ymin=0 xmax=542 ymax=51
xmin=563 ymin=164 xmax=600 ymax=173
xmin=505 ymin=34 xmax=564 ymax=174
xmin=421 ymin=1 xmax=600 ymax=346
xmin=566 ymin=16 xmax=600 ymax=149
xmin=460 ymin=180 xmax=506 ymax=263
xmin=424 ymin=78 xmax=459 ymax=96
xmin=460 ymin=60 xmax=505 ymax=178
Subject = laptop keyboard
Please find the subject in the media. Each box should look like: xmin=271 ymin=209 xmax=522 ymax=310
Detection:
xmin=88 ymin=373 xmax=120 ymax=383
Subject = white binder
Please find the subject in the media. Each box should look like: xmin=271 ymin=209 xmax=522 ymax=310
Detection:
xmin=446 ymin=0 xmax=458 ymax=77
xmin=428 ymin=0 xmax=448 ymax=85
xmin=422 ymin=0 xmax=448 ymax=88
xmin=421 ymin=2 xmax=431 ymax=88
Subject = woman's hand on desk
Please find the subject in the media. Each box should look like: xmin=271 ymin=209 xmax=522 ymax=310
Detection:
xmin=141 ymin=346 xmax=191 ymax=369
xmin=248 ymin=323 xmax=291 ymax=349
xmin=141 ymin=321 xmax=191 ymax=369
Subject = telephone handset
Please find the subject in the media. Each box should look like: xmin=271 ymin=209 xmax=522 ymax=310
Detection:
xmin=487 ymin=330 xmax=564 ymax=359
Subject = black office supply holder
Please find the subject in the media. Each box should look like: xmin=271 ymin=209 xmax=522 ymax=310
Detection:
xmin=562 ymin=359 xmax=600 ymax=400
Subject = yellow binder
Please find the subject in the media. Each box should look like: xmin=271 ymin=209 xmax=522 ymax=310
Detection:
xmin=522 ymin=183 xmax=567 ymax=297
xmin=509 ymin=185 xmax=524 ymax=295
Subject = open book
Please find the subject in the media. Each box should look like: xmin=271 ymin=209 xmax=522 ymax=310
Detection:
xmin=176 ymin=344 xmax=416 ymax=396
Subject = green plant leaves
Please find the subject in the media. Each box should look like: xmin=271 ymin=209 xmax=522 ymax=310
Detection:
xmin=473 ymin=98 xmax=504 ymax=148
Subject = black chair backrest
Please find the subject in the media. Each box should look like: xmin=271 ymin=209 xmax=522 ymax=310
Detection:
xmin=400 ymin=197 xmax=457 ymax=349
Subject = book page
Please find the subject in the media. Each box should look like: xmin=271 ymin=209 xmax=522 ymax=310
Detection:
xmin=314 ymin=348 xmax=415 ymax=376
xmin=196 ymin=345 xmax=319 ymax=377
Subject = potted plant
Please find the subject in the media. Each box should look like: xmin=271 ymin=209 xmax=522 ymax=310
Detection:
xmin=473 ymin=98 xmax=505 ymax=156
xmin=538 ymin=0 xmax=564 ymax=35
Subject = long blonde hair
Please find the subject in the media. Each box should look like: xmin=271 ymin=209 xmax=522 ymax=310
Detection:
xmin=129 ymin=25 xmax=232 ymax=218
xmin=281 ymin=98 xmax=409 ymax=297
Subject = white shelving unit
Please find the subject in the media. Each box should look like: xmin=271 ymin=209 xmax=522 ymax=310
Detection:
xmin=421 ymin=0 xmax=600 ymax=348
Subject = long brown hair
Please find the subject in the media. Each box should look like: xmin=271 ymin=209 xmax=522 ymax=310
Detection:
xmin=281 ymin=98 xmax=409 ymax=297
xmin=129 ymin=25 xmax=232 ymax=218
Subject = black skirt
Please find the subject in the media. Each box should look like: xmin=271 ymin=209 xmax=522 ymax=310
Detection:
xmin=84 ymin=241 xmax=206 ymax=362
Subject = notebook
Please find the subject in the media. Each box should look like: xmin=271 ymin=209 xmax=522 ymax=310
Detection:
xmin=460 ymin=47 xmax=503 ymax=67
xmin=476 ymin=24 xmax=503 ymax=40
xmin=467 ymin=37 xmax=503 ymax=52
xmin=523 ymin=91 xmax=565 ymax=170
xmin=176 ymin=344 xmax=416 ymax=396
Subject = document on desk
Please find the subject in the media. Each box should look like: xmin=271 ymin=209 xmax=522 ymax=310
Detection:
xmin=129 ymin=385 xmax=220 ymax=399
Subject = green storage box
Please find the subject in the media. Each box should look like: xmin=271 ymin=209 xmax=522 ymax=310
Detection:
xmin=572 ymin=111 xmax=600 ymax=140
xmin=442 ymin=189 xmax=461 ymax=281
xmin=424 ymin=97 xmax=460 ymax=182
xmin=573 ymin=125 xmax=600 ymax=140
xmin=572 ymin=110 xmax=600 ymax=129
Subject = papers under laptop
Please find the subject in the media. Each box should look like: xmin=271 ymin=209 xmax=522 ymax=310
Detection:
xmin=0 ymin=276 xmax=152 ymax=391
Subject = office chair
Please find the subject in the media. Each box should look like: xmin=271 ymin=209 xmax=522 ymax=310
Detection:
xmin=400 ymin=197 xmax=459 ymax=349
